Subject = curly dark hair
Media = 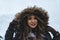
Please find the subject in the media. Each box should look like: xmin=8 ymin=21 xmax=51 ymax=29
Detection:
xmin=18 ymin=6 xmax=49 ymax=40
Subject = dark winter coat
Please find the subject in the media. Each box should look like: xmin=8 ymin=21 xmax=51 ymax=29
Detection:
xmin=5 ymin=20 xmax=60 ymax=40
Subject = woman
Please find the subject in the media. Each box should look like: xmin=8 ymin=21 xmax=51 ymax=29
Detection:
xmin=5 ymin=6 xmax=60 ymax=40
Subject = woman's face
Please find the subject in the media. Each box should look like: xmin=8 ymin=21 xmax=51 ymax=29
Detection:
xmin=27 ymin=15 xmax=38 ymax=28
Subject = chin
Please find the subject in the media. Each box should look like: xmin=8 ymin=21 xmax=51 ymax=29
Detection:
xmin=30 ymin=26 xmax=36 ymax=28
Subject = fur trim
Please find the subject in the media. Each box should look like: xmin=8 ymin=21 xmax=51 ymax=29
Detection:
xmin=19 ymin=6 xmax=49 ymax=25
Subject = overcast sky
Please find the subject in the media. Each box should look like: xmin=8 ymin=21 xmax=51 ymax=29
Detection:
xmin=0 ymin=0 xmax=60 ymax=38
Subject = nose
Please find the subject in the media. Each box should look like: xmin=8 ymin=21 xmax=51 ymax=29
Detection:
xmin=31 ymin=19 xmax=35 ymax=23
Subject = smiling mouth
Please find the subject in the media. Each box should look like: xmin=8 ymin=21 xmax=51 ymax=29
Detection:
xmin=31 ymin=24 xmax=36 ymax=26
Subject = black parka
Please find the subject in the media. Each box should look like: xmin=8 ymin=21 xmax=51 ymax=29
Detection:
xmin=5 ymin=20 xmax=60 ymax=40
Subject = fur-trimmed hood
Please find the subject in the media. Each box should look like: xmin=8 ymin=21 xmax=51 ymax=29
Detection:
xmin=19 ymin=6 xmax=49 ymax=26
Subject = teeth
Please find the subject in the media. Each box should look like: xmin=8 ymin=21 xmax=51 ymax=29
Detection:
xmin=31 ymin=24 xmax=35 ymax=26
